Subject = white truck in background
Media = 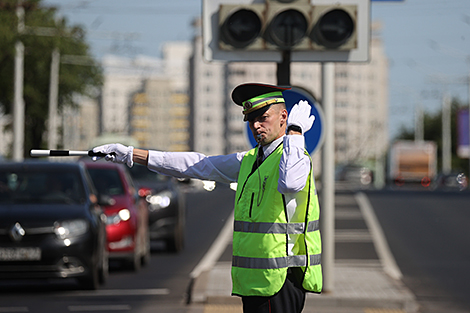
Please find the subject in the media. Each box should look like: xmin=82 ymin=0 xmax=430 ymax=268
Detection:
xmin=389 ymin=140 xmax=438 ymax=186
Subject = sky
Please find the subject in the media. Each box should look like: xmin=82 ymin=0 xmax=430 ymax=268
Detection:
xmin=42 ymin=0 xmax=470 ymax=140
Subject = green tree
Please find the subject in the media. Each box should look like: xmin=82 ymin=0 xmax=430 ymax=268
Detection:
xmin=0 ymin=0 xmax=102 ymax=158
xmin=395 ymin=98 xmax=469 ymax=176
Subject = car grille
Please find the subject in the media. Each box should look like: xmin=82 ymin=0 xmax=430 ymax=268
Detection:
xmin=0 ymin=226 xmax=54 ymax=245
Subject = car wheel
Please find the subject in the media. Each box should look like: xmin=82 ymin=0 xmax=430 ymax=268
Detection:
xmin=166 ymin=221 xmax=184 ymax=253
xmin=141 ymin=236 xmax=151 ymax=266
xmin=99 ymin=250 xmax=109 ymax=285
xmin=127 ymin=251 xmax=141 ymax=271
xmin=78 ymin=263 xmax=100 ymax=290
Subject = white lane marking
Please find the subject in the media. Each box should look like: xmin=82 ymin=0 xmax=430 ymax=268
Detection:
xmin=59 ymin=289 xmax=170 ymax=297
xmin=335 ymin=229 xmax=373 ymax=242
xmin=190 ymin=210 xmax=234 ymax=279
xmin=68 ymin=305 xmax=131 ymax=311
xmin=0 ymin=308 xmax=28 ymax=312
xmin=355 ymin=192 xmax=403 ymax=280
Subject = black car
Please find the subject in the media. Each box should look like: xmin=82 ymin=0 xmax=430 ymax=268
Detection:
xmin=431 ymin=172 xmax=468 ymax=191
xmin=128 ymin=163 xmax=186 ymax=252
xmin=335 ymin=164 xmax=373 ymax=188
xmin=0 ymin=162 xmax=109 ymax=290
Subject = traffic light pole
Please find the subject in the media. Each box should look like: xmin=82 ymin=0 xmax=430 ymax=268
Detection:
xmin=276 ymin=50 xmax=291 ymax=86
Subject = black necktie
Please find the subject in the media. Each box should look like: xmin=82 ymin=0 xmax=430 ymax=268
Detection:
xmin=251 ymin=146 xmax=264 ymax=173
xmin=257 ymin=146 xmax=264 ymax=163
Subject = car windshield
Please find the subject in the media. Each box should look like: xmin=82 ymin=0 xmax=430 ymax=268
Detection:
xmin=0 ymin=169 xmax=86 ymax=205
xmin=87 ymin=168 xmax=125 ymax=196
xmin=128 ymin=163 xmax=169 ymax=182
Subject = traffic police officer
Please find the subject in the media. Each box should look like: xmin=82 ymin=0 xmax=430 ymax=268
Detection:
xmin=93 ymin=83 xmax=323 ymax=313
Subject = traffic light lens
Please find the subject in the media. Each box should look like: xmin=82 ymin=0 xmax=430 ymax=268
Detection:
xmin=221 ymin=9 xmax=262 ymax=49
xmin=269 ymin=9 xmax=308 ymax=49
xmin=315 ymin=9 xmax=354 ymax=48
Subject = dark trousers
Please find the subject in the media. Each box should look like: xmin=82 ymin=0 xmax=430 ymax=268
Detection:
xmin=241 ymin=271 xmax=306 ymax=313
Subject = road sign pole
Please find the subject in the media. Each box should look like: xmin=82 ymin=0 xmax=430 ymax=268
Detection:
xmin=321 ymin=62 xmax=335 ymax=293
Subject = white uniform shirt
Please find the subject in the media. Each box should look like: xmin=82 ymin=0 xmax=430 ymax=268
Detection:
xmin=147 ymin=134 xmax=311 ymax=194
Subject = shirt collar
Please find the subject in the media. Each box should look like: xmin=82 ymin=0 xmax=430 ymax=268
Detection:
xmin=260 ymin=135 xmax=284 ymax=160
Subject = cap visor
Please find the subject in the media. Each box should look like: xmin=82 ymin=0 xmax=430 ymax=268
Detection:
xmin=244 ymin=105 xmax=271 ymax=122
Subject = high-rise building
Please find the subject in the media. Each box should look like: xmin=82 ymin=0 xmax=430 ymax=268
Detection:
xmin=62 ymin=95 xmax=100 ymax=151
xmin=129 ymin=77 xmax=190 ymax=151
xmin=189 ymin=36 xmax=227 ymax=155
xmin=160 ymin=42 xmax=192 ymax=151
xmin=100 ymin=55 xmax=164 ymax=136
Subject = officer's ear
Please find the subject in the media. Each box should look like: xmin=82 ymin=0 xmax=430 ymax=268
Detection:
xmin=280 ymin=108 xmax=288 ymax=126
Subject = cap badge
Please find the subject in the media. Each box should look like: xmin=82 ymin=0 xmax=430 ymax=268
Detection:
xmin=243 ymin=101 xmax=253 ymax=111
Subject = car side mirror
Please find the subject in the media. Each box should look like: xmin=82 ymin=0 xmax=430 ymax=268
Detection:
xmin=98 ymin=194 xmax=115 ymax=206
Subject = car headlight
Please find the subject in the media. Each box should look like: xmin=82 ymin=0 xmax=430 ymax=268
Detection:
xmin=54 ymin=220 xmax=88 ymax=239
xmin=107 ymin=209 xmax=131 ymax=225
xmin=147 ymin=191 xmax=172 ymax=210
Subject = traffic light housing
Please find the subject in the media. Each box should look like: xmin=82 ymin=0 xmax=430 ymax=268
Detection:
xmin=203 ymin=0 xmax=370 ymax=62
xmin=219 ymin=4 xmax=265 ymax=50
xmin=310 ymin=5 xmax=357 ymax=50
xmin=264 ymin=2 xmax=312 ymax=50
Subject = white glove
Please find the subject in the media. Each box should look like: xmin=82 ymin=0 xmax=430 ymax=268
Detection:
xmin=92 ymin=143 xmax=134 ymax=168
xmin=287 ymin=100 xmax=315 ymax=134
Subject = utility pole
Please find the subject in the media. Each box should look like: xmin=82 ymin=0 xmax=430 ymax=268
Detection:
xmin=13 ymin=0 xmax=25 ymax=161
xmin=442 ymin=94 xmax=452 ymax=174
xmin=415 ymin=103 xmax=424 ymax=142
xmin=48 ymin=48 xmax=60 ymax=150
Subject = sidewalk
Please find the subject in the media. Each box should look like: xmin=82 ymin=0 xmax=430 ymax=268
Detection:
xmin=190 ymin=191 xmax=419 ymax=313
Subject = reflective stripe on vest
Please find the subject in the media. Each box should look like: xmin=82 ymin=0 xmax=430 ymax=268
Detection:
xmin=233 ymin=254 xmax=321 ymax=269
xmin=234 ymin=220 xmax=319 ymax=234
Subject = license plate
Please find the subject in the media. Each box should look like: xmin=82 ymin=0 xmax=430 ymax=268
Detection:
xmin=0 ymin=247 xmax=41 ymax=261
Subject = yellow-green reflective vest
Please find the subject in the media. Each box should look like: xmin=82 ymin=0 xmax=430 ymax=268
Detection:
xmin=232 ymin=143 xmax=322 ymax=297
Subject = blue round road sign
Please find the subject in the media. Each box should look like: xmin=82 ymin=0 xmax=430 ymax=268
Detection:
xmin=245 ymin=86 xmax=325 ymax=155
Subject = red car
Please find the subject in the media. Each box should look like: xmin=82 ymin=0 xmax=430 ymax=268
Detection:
xmin=84 ymin=161 xmax=150 ymax=271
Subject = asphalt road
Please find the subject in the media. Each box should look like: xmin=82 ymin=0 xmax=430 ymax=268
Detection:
xmin=366 ymin=189 xmax=470 ymax=313
xmin=0 ymin=184 xmax=236 ymax=313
